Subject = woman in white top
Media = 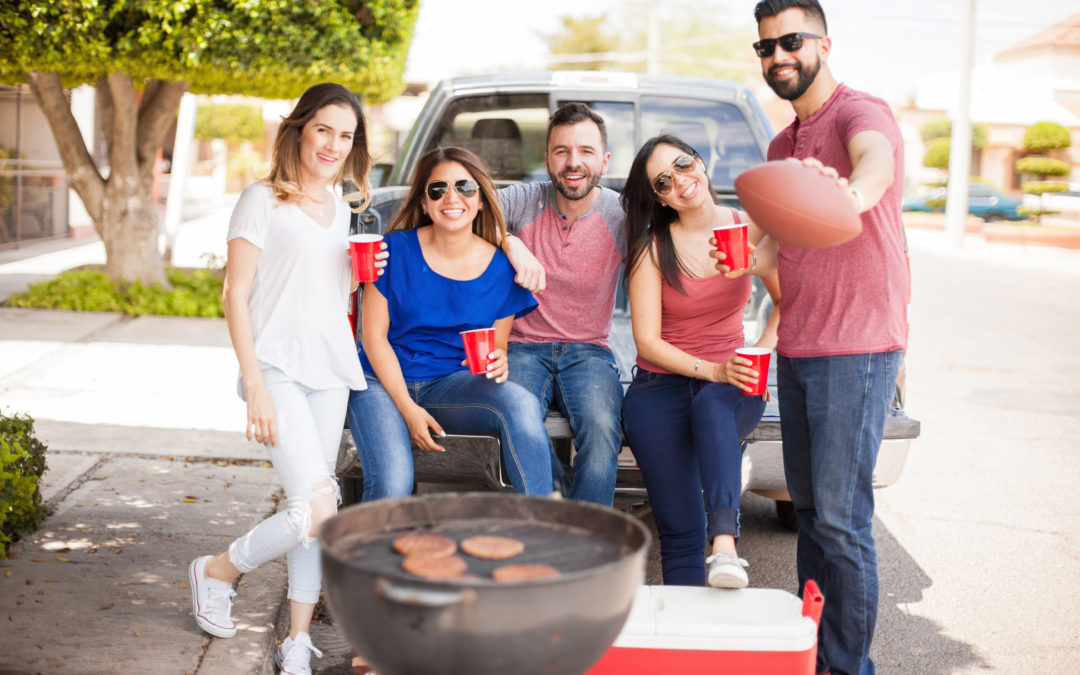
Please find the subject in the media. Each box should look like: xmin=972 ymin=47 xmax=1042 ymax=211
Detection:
xmin=188 ymin=83 xmax=379 ymax=675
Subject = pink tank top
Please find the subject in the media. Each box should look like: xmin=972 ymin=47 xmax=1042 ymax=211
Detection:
xmin=635 ymin=210 xmax=750 ymax=375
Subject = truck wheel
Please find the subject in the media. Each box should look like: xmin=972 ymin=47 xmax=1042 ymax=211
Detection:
xmin=984 ymin=212 xmax=1005 ymax=222
xmin=776 ymin=499 xmax=799 ymax=532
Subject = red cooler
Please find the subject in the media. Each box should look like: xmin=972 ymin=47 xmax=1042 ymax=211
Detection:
xmin=588 ymin=581 xmax=823 ymax=675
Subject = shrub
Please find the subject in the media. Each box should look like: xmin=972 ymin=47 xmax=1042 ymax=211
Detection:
xmin=923 ymin=138 xmax=951 ymax=169
xmin=1022 ymin=181 xmax=1068 ymax=195
xmin=0 ymin=412 xmax=49 ymax=557
xmin=1015 ymin=156 xmax=1070 ymax=178
xmin=4 ymin=267 xmax=224 ymax=317
xmin=919 ymin=120 xmax=987 ymax=149
xmin=195 ymin=104 xmax=265 ymax=144
xmin=1022 ymin=122 xmax=1071 ymax=152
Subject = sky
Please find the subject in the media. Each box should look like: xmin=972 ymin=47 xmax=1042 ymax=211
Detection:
xmin=402 ymin=0 xmax=1080 ymax=104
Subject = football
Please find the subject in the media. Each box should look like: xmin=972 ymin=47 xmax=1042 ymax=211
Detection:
xmin=734 ymin=160 xmax=862 ymax=248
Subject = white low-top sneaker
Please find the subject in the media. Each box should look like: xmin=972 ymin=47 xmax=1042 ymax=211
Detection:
xmin=706 ymin=551 xmax=749 ymax=589
xmin=276 ymin=631 xmax=324 ymax=675
xmin=189 ymin=555 xmax=237 ymax=638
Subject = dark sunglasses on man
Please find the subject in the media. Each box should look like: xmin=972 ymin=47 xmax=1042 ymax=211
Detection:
xmin=752 ymin=32 xmax=822 ymax=58
xmin=652 ymin=153 xmax=699 ymax=196
xmin=426 ymin=179 xmax=479 ymax=201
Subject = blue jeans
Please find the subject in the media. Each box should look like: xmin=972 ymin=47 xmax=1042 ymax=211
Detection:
xmin=507 ymin=342 xmax=623 ymax=506
xmin=622 ymin=370 xmax=765 ymax=585
xmin=345 ymin=370 xmax=553 ymax=498
xmin=777 ymin=351 xmax=902 ymax=675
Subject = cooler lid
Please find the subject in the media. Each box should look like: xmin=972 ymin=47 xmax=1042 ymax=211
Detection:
xmin=614 ymin=585 xmax=818 ymax=652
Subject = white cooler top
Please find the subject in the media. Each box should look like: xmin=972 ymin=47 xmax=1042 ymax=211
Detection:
xmin=612 ymin=585 xmax=818 ymax=653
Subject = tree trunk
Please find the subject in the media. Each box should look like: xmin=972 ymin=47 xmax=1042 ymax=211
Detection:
xmin=24 ymin=71 xmax=187 ymax=286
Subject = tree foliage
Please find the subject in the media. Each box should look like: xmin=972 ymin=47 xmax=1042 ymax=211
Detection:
xmin=1022 ymin=122 xmax=1071 ymax=152
xmin=1015 ymin=156 xmax=1070 ymax=178
xmin=545 ymin=16 xmax=621 ymax=71
xmin=0 ymin=1 xmax=419 ymax=103
xmin=919 ymin=119 xmax=987 ymax=150
xmin=923 ymin=138 xmax=951 ymax=169
xmin=195 ymin=104 xmax=264 ymax=143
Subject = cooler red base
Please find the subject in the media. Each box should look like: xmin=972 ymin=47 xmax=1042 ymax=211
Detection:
xmin=588 ymin=643 xmax=816 ymax=675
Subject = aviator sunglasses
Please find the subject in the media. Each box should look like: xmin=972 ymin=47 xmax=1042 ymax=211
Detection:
xmin=752 ymin=32 xmax=822 ymax=58
xmin=652 ymin=153 xmax=699 ymax=196
xmin=426 ymin=179 xmax=479 ymax=201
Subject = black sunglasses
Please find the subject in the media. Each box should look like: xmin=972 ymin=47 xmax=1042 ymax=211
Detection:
xmin=752 ymin=32 xmax=822 ymax=58
xmin=426 ymin=179 xmax=479 ymax=201
xmin=652 ymin=153 xmax=698 ymax=196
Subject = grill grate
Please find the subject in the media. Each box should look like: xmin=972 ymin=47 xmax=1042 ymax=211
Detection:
xmin=330 ymin=517 xmax=631 ymax=582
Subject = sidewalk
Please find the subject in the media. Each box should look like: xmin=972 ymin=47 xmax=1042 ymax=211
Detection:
xmin=0 ymin=199 xmax=301 ymax=674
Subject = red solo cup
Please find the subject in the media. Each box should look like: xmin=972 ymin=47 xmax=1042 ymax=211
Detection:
xmin=735 ymin=347 xmax=771 ymax=396
xmin=349 ymin=234 xmax=383 ymax=283
xmin=460 ymin=328 xmax=496 ymax=375
xmin=713 ymin=223 xmax=749 ymax=271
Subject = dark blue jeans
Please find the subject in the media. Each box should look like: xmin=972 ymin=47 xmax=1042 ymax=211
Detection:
xmin=622 ymin=369 xmax=766 ymax=586
xmin=507 ymin=342 xmax=623 ymax=506
xmin=346 ymin=370 xmax=553 ymax=498
xmin=777 ymin=351 xmax=903 ymax=675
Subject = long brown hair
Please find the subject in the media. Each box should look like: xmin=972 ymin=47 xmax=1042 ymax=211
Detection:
xmin=265 ymin=82 xmax=371 ymax=210
xmin=390 ymin=147 xmax=508 ymax=251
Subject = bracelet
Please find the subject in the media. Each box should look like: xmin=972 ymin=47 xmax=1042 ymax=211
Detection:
xmin=850 ymin=185 xmax=865 ymax=213
xmin=749 ymin=251 xmax=758 ymax=272
xmin=693 ymin=357 xmax=702 ymax=373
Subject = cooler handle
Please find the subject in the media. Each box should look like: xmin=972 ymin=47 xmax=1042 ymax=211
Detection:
xmin=802 ymin=579 xmax=824 ymax=625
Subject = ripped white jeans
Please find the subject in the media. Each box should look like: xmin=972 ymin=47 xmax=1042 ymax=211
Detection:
xmin=228 ymin=365 xmax=348 ymax=604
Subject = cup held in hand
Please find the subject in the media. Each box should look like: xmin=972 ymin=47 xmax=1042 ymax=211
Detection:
xmin=461 ymin=328 xmax=496 ymax=375
xmin=713 ymin=224 xmax=749 ymax=271
xmin=735 ymin=347 xmax=771 ymax=395
xmin=349 ymin=234 xmax=383 ymax=283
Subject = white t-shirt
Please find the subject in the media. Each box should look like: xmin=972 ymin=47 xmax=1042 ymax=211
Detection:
xmin=227 ymin=182 xmax=367 ymax=395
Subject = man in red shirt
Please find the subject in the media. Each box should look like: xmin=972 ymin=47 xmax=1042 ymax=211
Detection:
xmin=752 ymin=2 xmax=908 ymax=674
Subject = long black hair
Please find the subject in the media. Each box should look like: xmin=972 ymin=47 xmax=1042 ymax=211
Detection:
xmin=621 ymin=135 xmax=720 ymax=295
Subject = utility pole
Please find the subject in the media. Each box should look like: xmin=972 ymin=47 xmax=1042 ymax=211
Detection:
xmin=945 ymin=0 xmax=976 ymax=248
xmin=646 ymin=0 xmax=661 ymax=74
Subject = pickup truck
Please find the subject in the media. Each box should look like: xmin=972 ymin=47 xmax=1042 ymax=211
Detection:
xmin=336 ymin=71 xmax=921 ymax=524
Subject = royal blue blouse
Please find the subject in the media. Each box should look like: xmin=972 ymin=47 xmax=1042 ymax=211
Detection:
xmin=359 ymin=227 xmax=538 ymax=381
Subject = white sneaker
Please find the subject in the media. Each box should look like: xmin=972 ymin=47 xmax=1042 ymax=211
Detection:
xmin=706 ymin=551 xmax=749 ymax=589
xmin=276 ymin=631 xmax=324 ymax=675
xmin=189 ymin=555 xmax=238 ymax=638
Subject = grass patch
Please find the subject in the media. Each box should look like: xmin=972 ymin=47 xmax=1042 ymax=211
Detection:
xmin=4 ymin=267 xmax=223 ymax=317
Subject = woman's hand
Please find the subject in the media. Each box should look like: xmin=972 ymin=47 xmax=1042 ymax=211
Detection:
xmin=374 ymin=240 xmax=389 ymax=276
xmin=709 ymin=238 xmax=758 ymax=279
xmin=713 ymin=354 xmax=761 ymax=394
xmin=485 ymin=347 xmax=509 ymax=384
xmin=402 ymin=401 xmax=446 ymax=452
xmin=245 ymin=382 xmax=278 ymax=446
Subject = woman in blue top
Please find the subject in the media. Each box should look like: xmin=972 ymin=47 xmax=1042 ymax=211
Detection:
xmin=345 ymin=146 xmax=552 ymax=498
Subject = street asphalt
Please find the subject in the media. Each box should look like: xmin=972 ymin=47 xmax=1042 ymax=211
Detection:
xmin=1 ymin=208 xmax=1078 ymax=674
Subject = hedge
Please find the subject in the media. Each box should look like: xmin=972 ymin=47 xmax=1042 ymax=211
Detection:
xmin=0 ymin=412 xmax=49 ymax=557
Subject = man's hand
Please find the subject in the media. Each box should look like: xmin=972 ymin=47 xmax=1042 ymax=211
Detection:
xmin=505 ymin=234 xmax=546 ymax=294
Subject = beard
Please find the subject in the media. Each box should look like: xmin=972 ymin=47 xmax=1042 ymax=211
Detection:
xmin=765 ymin=55 xmax=821 ymax=101
xmin=550 ymin=166 xmax=601 ymax=201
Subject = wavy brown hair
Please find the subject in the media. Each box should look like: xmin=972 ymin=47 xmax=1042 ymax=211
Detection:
xmin=265 ymin=82 xmax=371 ymax=210
xmin=389 ymin=147 xmax=508 ymax=252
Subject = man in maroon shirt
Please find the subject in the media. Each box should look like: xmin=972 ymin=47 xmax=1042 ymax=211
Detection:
xmin=752 ymin=2 xmax=908 ymax=674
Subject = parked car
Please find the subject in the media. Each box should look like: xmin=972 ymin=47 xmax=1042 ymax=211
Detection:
xmin=340 ymin=71 xmax=921 ymax=523
xmin=1022 ymin=182 xmax=1080 ymax=218
xmin=903 ymin=183 xmax=1026 ymax=221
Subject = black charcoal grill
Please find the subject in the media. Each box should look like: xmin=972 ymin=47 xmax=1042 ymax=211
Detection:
xmin=320 ymin=492 xmax=651 ymax=675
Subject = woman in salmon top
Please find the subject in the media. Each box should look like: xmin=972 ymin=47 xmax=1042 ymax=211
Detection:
xmin=621 ymin=135 xmax=780 ymax=588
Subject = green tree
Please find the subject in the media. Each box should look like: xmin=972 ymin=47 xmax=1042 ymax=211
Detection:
xmin=1016 ymin=121 xmax=1073 ymax=220
xmin=545 ymin=16 xmax=621 ymax=71
xmin=0 ymin=1 xmax=417 ymax=285
xmin=194 ymin=104 xmax=264 ymax=144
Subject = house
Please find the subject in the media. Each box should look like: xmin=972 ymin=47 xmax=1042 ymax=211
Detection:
xmin=904 ymin=12 xmax=1080 ymax=195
